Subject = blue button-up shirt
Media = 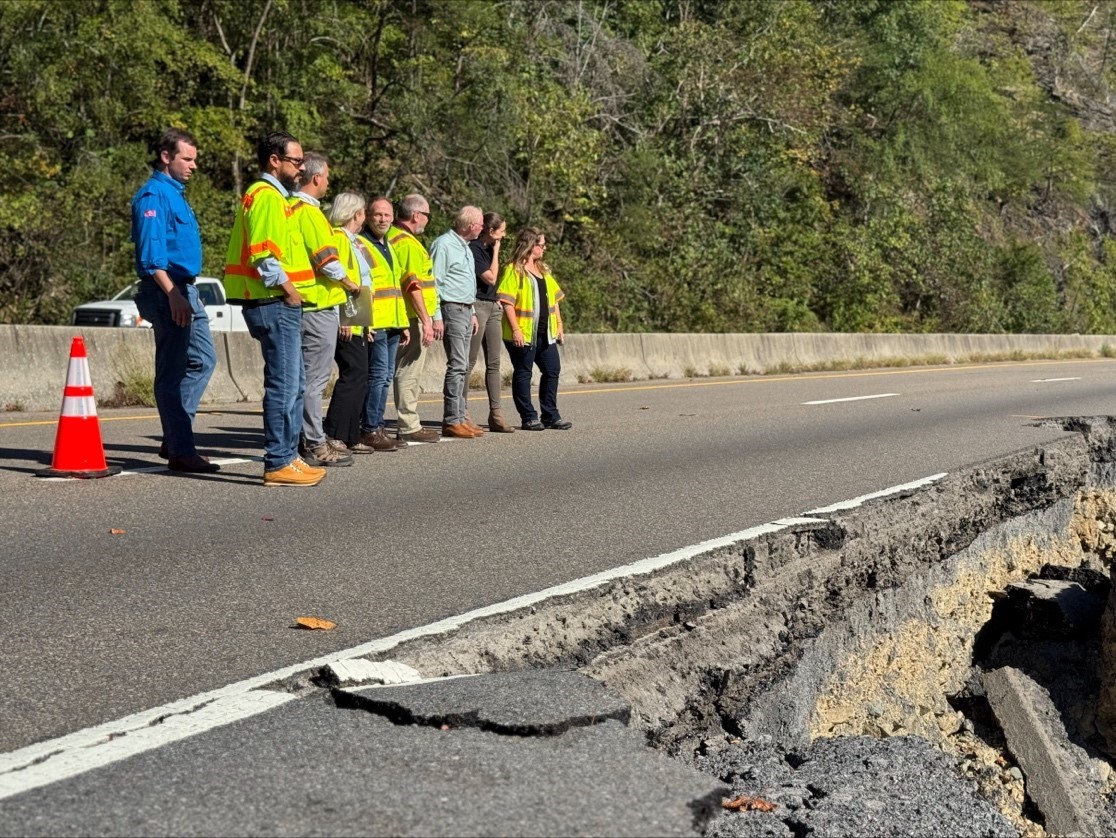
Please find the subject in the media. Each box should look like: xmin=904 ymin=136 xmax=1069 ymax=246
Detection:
xmin=429 ymin=229 xmax=476 ymax=306
xmin=130 ymin=170 xmax=202 ymax=281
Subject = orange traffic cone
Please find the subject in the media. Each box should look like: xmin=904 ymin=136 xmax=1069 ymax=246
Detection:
xmin=37 ymin=336 xmax=121 ymax=479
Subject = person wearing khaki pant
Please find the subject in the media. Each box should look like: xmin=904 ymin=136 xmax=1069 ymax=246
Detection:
xmin=389 ymin=194 xmax=442 ymax=444
xmin=467 ymin=212 xmax=514 ymax=432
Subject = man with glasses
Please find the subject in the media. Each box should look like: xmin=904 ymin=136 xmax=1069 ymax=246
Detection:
xmin=388 ymin=194 xmax=442 ymax=443
xmin=429 ymin=206 xmax=484 ymax=439
xmin=223 ymin=131 xmax=326 ymax=486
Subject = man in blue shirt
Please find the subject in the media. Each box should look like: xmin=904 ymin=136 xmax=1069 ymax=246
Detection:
xmin=429 ymin=206 xmax=483 ymax=439
xmin=131 ymin=127 xmax=218 ymax=473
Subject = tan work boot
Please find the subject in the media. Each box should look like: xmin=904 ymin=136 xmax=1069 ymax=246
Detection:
xmin=488 ymin=410 xmax=515 ymax=433
xmin=293 ymin=456 xmax=326 ymax=477
xmin=264 ymin=459 xmax=325 ymax=487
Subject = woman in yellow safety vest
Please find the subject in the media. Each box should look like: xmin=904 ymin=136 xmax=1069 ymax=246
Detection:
xmin=496 ymin=227 xmax=571 ymax=431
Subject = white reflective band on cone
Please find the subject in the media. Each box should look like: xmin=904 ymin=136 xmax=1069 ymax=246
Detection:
xmin=67 ymin=357 xmax=92 ymax=388
xmin=60 ymin=396 xmax=98 ymax=419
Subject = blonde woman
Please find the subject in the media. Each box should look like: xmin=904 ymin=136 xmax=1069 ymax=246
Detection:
xmin=323 ymin=192 xmax=374 ymax=453
xmin=496 ymin=228 xmax=571 ymax=431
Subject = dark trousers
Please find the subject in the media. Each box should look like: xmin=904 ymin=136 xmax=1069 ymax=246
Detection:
xmin=504 ymin=339 xmax=562 ymax=425
xmin=324 ymin=331 xmax=368 ymax=446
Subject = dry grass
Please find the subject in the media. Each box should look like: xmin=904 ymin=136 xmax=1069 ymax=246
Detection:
xmin=100 ymin=346 xmax=155 ymax=408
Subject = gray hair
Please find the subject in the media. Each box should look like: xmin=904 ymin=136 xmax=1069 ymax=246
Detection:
xmin=397 ymin=193 xmax=429 ymax=221
xmin=453 ymin=205 xmax=482 ymax=233
xmin=328 ymin=192 xmax=366 ymax=228
xmin=298 ymin=151 xmax=329 ymax=186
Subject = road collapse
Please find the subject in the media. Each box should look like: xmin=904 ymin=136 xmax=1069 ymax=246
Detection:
xmin=345 ymin=416 xmax=1116 ymax=836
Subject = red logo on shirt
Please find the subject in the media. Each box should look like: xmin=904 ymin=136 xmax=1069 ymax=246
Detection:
xmin=144 ymin=209 xmax=157 ymax=217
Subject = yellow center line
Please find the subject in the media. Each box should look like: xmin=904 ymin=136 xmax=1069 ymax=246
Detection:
xmin=0 ymin=410 xmax=161 ymax=426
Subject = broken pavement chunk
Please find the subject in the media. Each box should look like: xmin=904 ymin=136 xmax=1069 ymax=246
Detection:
xmin=334 ymin=670 xmax=631 ymax=736
xmin=983 ymin=666 xmax=1107 ymax=837
xmin=324 ymin=659 xmax=421 ymax=687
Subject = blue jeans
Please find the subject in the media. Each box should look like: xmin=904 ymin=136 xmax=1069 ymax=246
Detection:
xmin=134 ymin=280 xmax=216 ymax=458
xmin=361 ymin=328 xmax=401 ymax=433
xmin=505 ymin=339 xmax=562 ymax=425
xmin=243 ymin=301 xmax=305 ymax=471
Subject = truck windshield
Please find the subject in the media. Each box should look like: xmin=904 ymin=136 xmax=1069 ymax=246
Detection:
xmin=197 ymin=283 xmax=222 ymax=306
xmin=111 ymin=282 xmax=141 ymax=301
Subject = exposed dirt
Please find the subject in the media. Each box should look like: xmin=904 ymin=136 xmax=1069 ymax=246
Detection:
xmin=379 ymin=419 xmax=1116 ymax=834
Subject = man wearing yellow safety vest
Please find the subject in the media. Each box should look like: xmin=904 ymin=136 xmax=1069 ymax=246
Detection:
xmin=388 ymin=194 xmax=442 ymax=444
xmin=358 ymin=196 xmax=411 ymax=452
xmin=289 ymin=152 xmax=360 ymax=468
xmin=223 ymin=131 xmax=326 ymax=487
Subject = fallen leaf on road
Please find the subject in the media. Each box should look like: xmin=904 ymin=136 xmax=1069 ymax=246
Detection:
xmin=109 ymin=528 xmax=126 ymax=535
xmin=261 ymin=516 xmax=274 ymax=522
xmin=295 ymin=616 xmax=336 ymax=631
xmin=722 ymin=795 xmax=777 ymax=813
xmin=639 ymin=406 xmax=649 ymax=410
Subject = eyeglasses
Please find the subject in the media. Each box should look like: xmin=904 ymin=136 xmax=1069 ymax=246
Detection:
xmin=536 ymin=242 xmax=547 ymax=249
xmin=415 ymin=210 xmax=430 ymax=218
xmin=280 ymin=155 xmax=304 ymax=166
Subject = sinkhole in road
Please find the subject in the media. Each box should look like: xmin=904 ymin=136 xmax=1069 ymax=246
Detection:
xmin=374 ymin=417 xmax=1116 ymax=835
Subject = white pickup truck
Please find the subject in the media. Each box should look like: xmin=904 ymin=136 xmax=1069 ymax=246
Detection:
xmin=71 ymin=277 xmax=248 ymax=331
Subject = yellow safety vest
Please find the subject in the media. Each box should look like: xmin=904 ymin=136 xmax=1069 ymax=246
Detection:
xmin=289 ymin=197 xmax=344 ymax=311
xmin=223 ymin=180 xmax=316 ymax=302
xmin=359 ymin=233 xmax=408 ymax=330
xmin=387 ymin=225 xmax=438 ymax=321
xmin=497 ymin=264 xmax=565 ymax=343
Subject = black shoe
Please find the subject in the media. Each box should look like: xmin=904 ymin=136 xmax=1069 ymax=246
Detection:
xmin=168 ymin=454 xmax=220 ymax=474
xmin=543 ymin=419 xmax=573 ymax=430
xmin=522 ymin=421 xmax=545 ymax=431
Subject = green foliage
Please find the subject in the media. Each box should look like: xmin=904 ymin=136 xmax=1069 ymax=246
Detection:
xmin=3 ymin=0 xmax=1116 ymax=335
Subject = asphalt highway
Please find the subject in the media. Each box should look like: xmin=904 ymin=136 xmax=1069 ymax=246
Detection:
xmin=1 ymin=358 xmax=1113 ymax=756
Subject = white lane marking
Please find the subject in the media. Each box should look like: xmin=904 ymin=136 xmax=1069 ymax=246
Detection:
xmin=121 ymin=457 xmax=255 ymax=475
xmin=805 ymin=473 xmax=948 ymax=514
xmin=803 ymin=393 xmax=900 ymax=405
xmin=0 ymin=472 xmax=949 ymax=798
xmin=1031 ymin=377 xmax=1081 ymax=383
xmin=41 ymin=457 xmax=261 ymax=479
xmin=0 ymin=692 xmax=294 ymax=801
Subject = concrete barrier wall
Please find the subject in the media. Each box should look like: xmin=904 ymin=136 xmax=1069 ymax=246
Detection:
xmin=3 ymin=324 xmax=1115 ymax=412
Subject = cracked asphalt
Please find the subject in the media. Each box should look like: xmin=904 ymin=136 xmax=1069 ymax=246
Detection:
xmin=2 ymin=360 xmax=1115 ymax=833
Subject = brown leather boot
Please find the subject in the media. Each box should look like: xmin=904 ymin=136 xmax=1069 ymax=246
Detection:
xmin=463 ymin=417 xmax=485 ymax=435
xmin=442 ymin=422 xmax=480 ymax=439
xmin=488 ymin=410 xmax=515 ymax=433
